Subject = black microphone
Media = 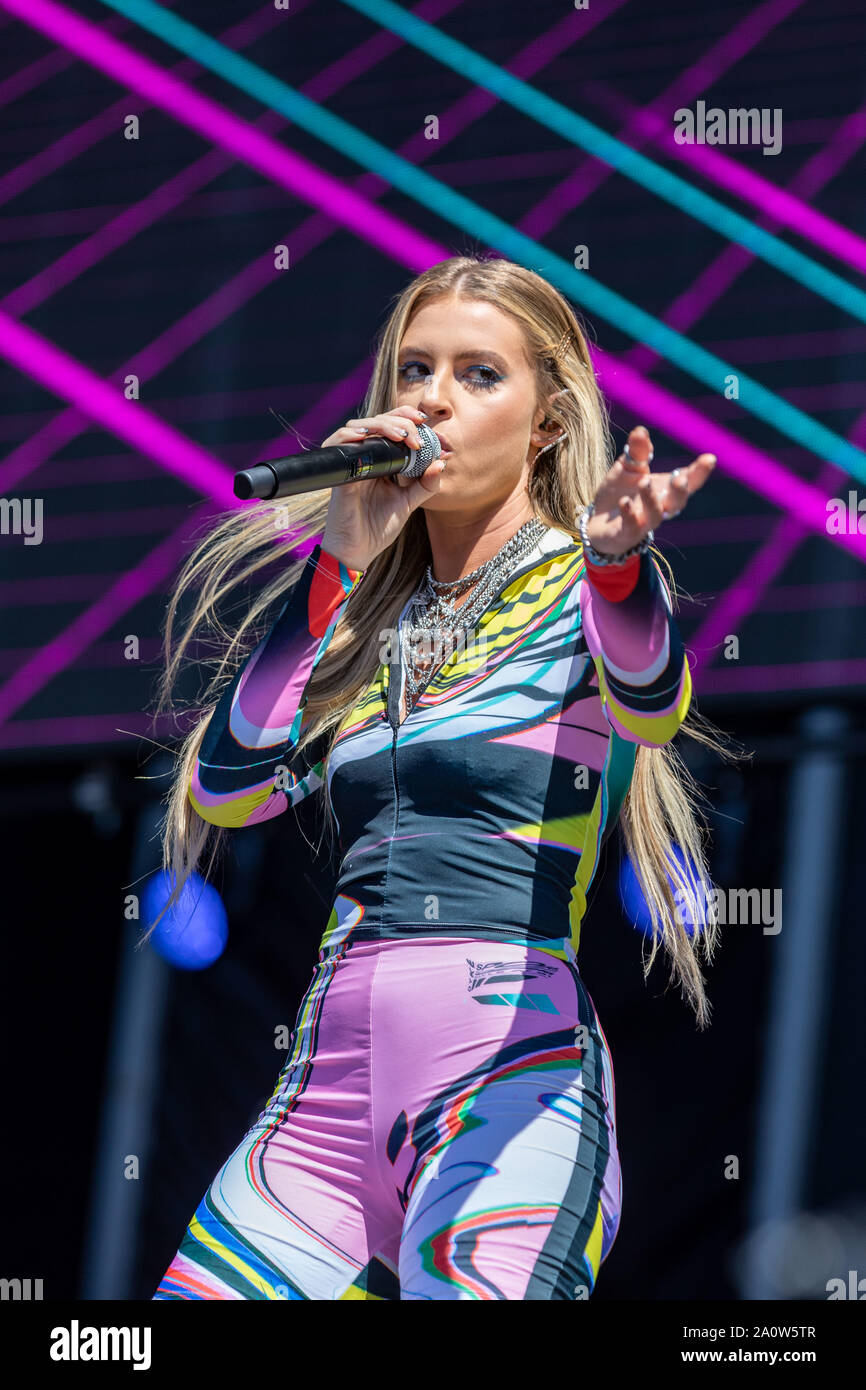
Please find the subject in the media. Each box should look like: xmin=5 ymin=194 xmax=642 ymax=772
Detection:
xmin=234 ymin=422 xmax=442 ymax=500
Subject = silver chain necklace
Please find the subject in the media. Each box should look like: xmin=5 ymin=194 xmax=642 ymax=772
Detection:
xmin=401 ymin=517 xmax=549 ymax=712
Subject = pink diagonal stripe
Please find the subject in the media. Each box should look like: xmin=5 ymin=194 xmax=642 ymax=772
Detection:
xmin=0 ymin=0 xmax=440 ymax=271
xmin=592 ymin=345 xmax=866 ymax=565
xmin=0 ymin=502 xmax=217 ymax=725
xmin=0 ymin=309 xmax=236 ymax=507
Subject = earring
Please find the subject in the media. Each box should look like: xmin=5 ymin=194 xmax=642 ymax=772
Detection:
xmin=534 ymin=429 xmax=566 ymax=460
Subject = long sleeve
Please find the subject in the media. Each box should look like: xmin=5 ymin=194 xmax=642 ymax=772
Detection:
xmin=188 ymin=543 xmax=364 ymax=828
xmin=579 ymin=549 xmax=692 ymax=747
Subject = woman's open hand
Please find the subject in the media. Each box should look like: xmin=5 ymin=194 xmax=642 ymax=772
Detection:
xmin=585 ymin=426 xmax=716 ymax=557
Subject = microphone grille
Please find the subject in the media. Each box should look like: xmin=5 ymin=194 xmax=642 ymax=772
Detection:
xmin=402 ymin=422 xmax=442 ymax=477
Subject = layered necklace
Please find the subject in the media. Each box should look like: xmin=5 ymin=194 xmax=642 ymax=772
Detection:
xmin=400 ymin=516 xmax=549 ymax=714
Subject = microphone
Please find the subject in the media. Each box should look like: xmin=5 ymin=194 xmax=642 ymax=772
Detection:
xmin=234 ymin=422 xmax=442 ymax=500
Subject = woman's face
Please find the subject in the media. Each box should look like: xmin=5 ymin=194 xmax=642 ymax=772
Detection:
xmin=393 ymin=295 xmax=547 ymax=516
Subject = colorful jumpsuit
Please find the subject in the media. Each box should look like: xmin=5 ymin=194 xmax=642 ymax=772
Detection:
xmin=153 ymin=524 xmax=691 ymax=1300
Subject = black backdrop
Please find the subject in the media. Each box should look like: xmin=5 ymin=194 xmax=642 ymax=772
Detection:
xmin=1 ymin=0 xmax=864 ymax=1302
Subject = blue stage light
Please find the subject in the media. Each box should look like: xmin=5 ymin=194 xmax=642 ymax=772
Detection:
xmin=141 ymin=869 xmax=228 ymax=970
xmin=618 ymin=848 xmax=710 ymax=940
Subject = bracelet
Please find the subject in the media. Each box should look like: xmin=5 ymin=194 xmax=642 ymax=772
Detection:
xmin=578 ymin=502 xmax=653 ymax=567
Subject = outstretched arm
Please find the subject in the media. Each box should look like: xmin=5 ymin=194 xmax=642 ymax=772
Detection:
xmin=189 ymin=543 xmax=363 ymax=828
xmin=576 ymin=423 xmax=715 ymax=748
xmin=580 ymin=549 xmax=691 ymax=747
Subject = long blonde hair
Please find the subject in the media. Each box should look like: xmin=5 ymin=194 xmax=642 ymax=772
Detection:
xmin=146 ymin=255 xmax=729 ymax=1028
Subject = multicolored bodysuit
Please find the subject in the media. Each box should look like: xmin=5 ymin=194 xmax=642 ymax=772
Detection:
xmin=153 ymin=525 xmax=691 ymax=1299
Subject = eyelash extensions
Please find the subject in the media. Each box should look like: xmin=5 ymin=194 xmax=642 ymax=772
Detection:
xmin=396 ymin=362 xmax=502 ymax=391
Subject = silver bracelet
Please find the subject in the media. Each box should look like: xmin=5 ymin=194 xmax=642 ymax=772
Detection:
xmin=578 ymin=502 xmax=653 ymax=567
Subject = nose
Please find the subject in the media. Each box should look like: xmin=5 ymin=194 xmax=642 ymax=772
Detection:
xmin=417 ymin=370 xmax=451 ymax=419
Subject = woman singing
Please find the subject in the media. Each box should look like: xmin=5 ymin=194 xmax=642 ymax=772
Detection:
xmin=148 ymin=255 xmax=719 ymax=1300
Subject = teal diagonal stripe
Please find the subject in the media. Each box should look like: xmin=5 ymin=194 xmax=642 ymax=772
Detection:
xmin=342 ymin=0 xmax=866 ymax=326
xmin=93 ymin=0 xmax=866 ymax=483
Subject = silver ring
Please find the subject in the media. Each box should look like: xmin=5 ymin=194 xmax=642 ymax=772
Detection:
xmin=622 ymin=441 xmax=654 ymax=471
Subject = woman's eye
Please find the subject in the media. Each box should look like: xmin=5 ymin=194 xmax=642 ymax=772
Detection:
xmin=397 ymin=363 xmax=501 ymax=390
xmin=464 ymin=366 xmax=501 ymax=390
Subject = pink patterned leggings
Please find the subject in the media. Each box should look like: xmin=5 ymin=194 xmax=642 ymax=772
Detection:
xmin=153 ymin=934 xmax=622 ymax=1300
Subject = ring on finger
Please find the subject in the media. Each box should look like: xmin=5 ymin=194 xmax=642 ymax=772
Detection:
xmin=622 ymin=441 xmax=654 ymax=471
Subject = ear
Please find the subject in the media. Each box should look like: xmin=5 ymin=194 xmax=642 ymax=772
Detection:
xmin=530 ymin=389 xmax=568 ymax=447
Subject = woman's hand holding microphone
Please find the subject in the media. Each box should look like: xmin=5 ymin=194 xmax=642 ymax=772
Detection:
xmin=320 ymin=407 xmax=447 ymax=573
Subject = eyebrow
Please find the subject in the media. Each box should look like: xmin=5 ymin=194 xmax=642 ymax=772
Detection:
xmin=397 ymin=346 xmax=510 ymax=371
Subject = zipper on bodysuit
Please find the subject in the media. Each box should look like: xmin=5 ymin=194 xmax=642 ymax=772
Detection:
xmin=378 ymin=539 xmax=579 ymax=923
xmin=385 ymin=598 xmax=410 ymax=732
xmin=382 ymin=630 xmax=402 ymax=925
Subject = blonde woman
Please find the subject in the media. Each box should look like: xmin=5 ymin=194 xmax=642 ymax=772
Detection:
xmin=150 ymin=255 xmax=718 ymax=1301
